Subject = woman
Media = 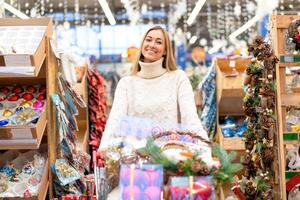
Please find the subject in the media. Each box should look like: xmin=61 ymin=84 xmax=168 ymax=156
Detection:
xmin=99 ymin=26 xmax=209 ymax=150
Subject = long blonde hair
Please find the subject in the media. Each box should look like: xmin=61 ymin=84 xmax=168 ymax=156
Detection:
xmin=131 ymin=26 xmax=177 ymax=75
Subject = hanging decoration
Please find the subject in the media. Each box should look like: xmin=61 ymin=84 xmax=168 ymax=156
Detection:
xmin=87 ymin=69 xmax=107 ymax=167
xmin=232 ymin=36 xmax=278 ymax=200
xmin=286 ymin=19 xmax=300 ymax=53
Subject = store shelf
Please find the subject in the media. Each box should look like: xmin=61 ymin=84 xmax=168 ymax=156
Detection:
xmin=218 ymin=126 xmax=245 ymax=151
xmin=0 ymin=18 xmax=52 ymax=78
xmin=77 ymin=120 xmax=89 ymax=153
xmin=2 ymin=159 xmax=49 ymax=200
xmin=281 ymin=92 xmax=300 ymax=106
xmin=0 ymin=110 xmax=47 ymax=150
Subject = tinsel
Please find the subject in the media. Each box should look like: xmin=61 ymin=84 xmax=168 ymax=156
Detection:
xmin=235 ymin=36 xmax=278 ymax=200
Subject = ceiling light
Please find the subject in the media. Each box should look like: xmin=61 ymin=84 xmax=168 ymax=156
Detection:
xmin=229 ymin=15 xmax=260 ymax=41
xmin=187 ymin=0 xmax=206 ymax=26
xmin=189 ymin=36 xmax=198 ymax=44
xmin=98 ymin=0 xmax=116 ymax=25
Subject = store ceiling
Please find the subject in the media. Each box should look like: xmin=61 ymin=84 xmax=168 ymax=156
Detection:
xmin=18 ymin=0 xmax=231 ymax=10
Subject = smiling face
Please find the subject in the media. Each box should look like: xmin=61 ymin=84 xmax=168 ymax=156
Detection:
xmin=141 ymin=29 xmax=166 ymax=63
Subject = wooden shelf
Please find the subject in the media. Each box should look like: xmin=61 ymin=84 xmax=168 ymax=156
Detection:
xmin=2 ymin=159 xmax=49 ymax=200
xmin=281 ymin=92 xmax=300 ymax=106
xmin=218 ymin=126 xmax=245 ymax=150
xmin=271 ymin=14 xmax=300 ymax=199
xmin=77 ymin=120 xmax=89 ymax=153
xmin=0 ymin=110 xmax=47 ymax=150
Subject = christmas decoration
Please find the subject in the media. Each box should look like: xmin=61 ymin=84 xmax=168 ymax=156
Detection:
xmin=234 ymin=36 xmax=278 ymax=200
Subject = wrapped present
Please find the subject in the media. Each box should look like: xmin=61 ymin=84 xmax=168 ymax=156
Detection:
xmin=119 ymin=164 xmax=163 ymax=200
xmin=169 ymin=176 xmax=215 ymax=200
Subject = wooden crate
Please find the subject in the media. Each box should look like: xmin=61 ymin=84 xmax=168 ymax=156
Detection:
xmin=271 ymin=14 xmax=300 ymax=200
xmin=0 ymin=18 xmax=52 ymax=77
xmin=218 ymin=126 xmax=245 ymax=151
xmin=0 ymin=159 xmax=49 ymax=200
xmin=0 ymin=108 xmax=47 ymax=149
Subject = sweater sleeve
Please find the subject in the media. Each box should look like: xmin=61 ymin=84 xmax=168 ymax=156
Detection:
xmin=177 ymin=70 xmax=209 ymax=141
xmin=99 ymin=77 xmax=128 ymax=150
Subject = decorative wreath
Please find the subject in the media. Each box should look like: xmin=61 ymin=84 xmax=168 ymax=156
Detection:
xmin=286 ymin=19 xmax=300 ymax=53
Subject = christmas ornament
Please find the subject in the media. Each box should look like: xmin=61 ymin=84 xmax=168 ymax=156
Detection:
xmin=26 ymin=85 xmax=37 ymax=93
xmin=22 ymin=93 xmax=34 ymax=101
xmin=12 ymin=86 xmax=24 ymax=94
xmin=8 ymin=94 xmax=19 ymax=101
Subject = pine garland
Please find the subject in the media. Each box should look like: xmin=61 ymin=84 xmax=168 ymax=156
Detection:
xmin=238 ymin=36 xmax=279 ymax=200
xmin=141 ymin=137 xmax=242 ymax=185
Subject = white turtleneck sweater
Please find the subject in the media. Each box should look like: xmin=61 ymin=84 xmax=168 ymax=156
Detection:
xmin=99 ymin=58 xmax=208 ymax=150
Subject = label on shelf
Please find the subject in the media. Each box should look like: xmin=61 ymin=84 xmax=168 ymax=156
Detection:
xmin=3 ymin=54 xmax=32 ymax=67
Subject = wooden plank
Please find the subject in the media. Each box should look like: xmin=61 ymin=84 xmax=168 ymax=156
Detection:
xmin=272 ymin=15 xmax=300 ymax=28
xmin=281 ymin=92 xmax=300 ymax=106
xmin=218 ymin=126 xmax=245 ymax=150
xmin=279 ymin=62 xmax=300 ymax=67
xmin=44 ymin=19 xmax=57 ymax=199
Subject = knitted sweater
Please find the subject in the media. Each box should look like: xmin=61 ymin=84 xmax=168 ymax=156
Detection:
xmin=99 ymin=58 xmax=208 ymax=150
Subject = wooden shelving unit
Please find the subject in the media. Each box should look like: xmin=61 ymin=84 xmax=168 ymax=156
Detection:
xmin=215 ymin=57 xmax=250 ymax=200
xmin=74 ymin=66 xmax=89 ymax=153
xmin=0 ymin=18 xmax=58 ymax=200
xmin=270 ymin=14 xmax=300 ymax=200
xmin=216 ymin=57 xmax=250 ymax=151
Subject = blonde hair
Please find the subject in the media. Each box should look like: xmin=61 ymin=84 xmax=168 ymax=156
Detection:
xmin=131 ymin=26 xmax=177 ymax=75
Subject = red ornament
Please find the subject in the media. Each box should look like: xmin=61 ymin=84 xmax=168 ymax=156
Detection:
xmin=23 ymin=190 xmax=31 ymax=198
xmin=8 ymin=94 xmax=19 ymax=101
xmin=12 ymin=86 xmax=24 ymax=94
xmin=177 ymin=169 xmax=184 ymax=174
xmin=39 ymin=86 xmax=46 ymax=94
xmin=22 ymin=93 xmax=34 ymax=101
xmin=26 ymin=86 xmax=37 ymax=93
xmin=37 ymin=93 xmax=46 ymax=100
xmin=0 ymin=87 xmax=10 ymax=95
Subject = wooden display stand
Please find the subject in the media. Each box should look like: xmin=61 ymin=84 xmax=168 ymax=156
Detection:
xmin=74 ymin=65 xmax=89 ymax=153
xmin=216 ymin=57 xmax=250 ymax=150
xmin=0 ymin=18 xmax=57 ymax=200
xmin=271 ymin=14 xmax=300 ymax=200
xmin=215 ymin=57 xmax=250 ymax=199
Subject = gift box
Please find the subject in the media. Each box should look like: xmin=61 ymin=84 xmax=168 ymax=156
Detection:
xmin=119 ymin=164 xmax=163 ymax=200
xmin=168 ymin=176 xmax=215 ymax=200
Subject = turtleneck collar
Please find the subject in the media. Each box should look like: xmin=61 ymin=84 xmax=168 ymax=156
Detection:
xmin=137 ymin=58 xmax=167 ymax=79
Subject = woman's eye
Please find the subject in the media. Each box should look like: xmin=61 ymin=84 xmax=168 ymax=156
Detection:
xmin=156 ymin=41 xmax=162 ymax=44
xmin=145 ymin=39 xmax=151 ymax=42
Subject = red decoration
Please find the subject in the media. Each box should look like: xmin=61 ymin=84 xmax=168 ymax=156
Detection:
xmin=26 ymin=86 xmax=37 ymax=93
xmin=37 ymin=93 xmax=46 ymax=100
xmin=22 ymin=93 xmax=34 ymax=101
xmin=286 ymin=174 xmax=300 ymax=192
xmin=23 ymin=190 xmax=31 ymax=198
xmin=232 ymin=185 xmax=246 ymax=200
xmin=12 ymin=86 xmax=24 ymax=94
xmin=1 ymin=87 xmax=10 ymax=95
xmin=8 ymin=94 xmax=19 ymax=101
xmin=39 ymin=86 xmax=46 ymax=94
